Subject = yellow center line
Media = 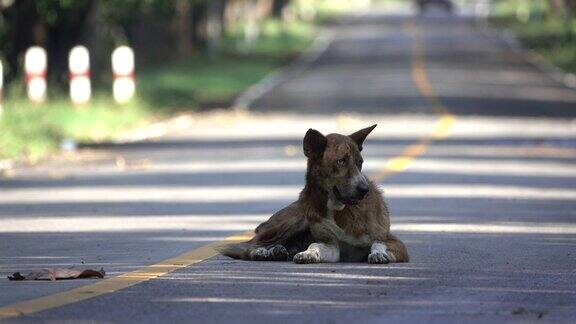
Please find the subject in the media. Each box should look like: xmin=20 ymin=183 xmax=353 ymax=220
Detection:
xmin=0 ymin=234 xmax=251 ymax=319
xmin=0 ymin=20 xmax=456 ymax=320
xmin=372 ymin=21 xmax=456 ymax=181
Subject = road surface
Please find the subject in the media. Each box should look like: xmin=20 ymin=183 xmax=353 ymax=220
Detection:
xmin=1 ymin=6 xmax=576 ymax=323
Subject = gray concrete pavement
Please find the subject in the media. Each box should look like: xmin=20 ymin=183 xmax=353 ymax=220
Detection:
xmin=2 ymin=6 xmax=576 ymax=323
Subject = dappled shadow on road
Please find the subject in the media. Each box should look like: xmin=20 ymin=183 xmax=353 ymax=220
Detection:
xmin=2 ymin=169 xmax=576 ymax=191
xmin=78 ymin=136 xmax=576 ymax=151
xmin=79 ymin=138 xmax=304 ymax=151
xmin=3 ymin=136 xmax=575 ymax=201
xmin=2 ymin=135 xmax=576 ymax=229
xmin=26 ymin=229 xmax=576 ymax=322
xmin=149 ymin=252 xmax=574 ymax=320
xmin=3 ymin=136 xmax=576 ymax=320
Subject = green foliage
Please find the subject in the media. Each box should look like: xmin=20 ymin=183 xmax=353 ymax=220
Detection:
xmin=0 ymin=17 xmax=314 ymax=159
xmin=139 ymin=56 xmax=277 ymax=110
xmin=33 ymin=0 xmax=91 ymax=26
xmin=0 ymin=97 xmax=147 ymax=160
xmin=138 ymin=18 xmax=313 ymax=110
xmin=0 ymin=0 xmax=321 ymax=159
xmin=491 ymin=0 xmax=576 ymax=74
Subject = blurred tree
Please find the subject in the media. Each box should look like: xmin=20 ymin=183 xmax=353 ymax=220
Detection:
xmin=273 ymin=0 xmax=290 ymax=17
xmin=0 ymin=0 xmax=293 ymax=88
xmin=206 ymin=0 xmax=224 ymax=55
xmin=0 ymin=0 xmax=93 ymax=84
xmin=175 ymin=0 xmax=194 ymax=56
xmin=547 ymin=0 xmax=576 ymax=16
xmin=549 ymin=0 xmax=567 ymax=16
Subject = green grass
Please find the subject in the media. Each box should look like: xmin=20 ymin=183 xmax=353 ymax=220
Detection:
xmin=0 ymin=19 xmax=314 ymax=160
xmin=138 ymin=54 xmax=279 ymax=110
xmin=490 ymin=1 xmax=576 ymax=74
xmin=0 ymin=97 xmax=148 ymax=161
xmin=139 ymin=19 xmax=313 ymax=110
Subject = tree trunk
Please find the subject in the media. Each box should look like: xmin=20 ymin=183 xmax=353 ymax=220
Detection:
xmin=1 ymin=0 xmax=39 ymax=83
xmin=243 ymin=0 xmax=260 ymax=51
xmin=548 ymin=0 xmax=568 ymax=17
xmin=175 ymin=0 xmax=193 ymax=56
xmin=272 ymin=0 xmax=289 ymax=18
xmin=207 ymin=0 xmax=224 ymax=56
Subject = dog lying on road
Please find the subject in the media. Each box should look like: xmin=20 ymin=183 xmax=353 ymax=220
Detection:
xmin=220 ymin=125 xmax=409 ymax=264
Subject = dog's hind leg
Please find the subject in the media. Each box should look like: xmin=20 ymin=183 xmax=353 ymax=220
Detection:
xmin=386 ymin=233 xmax=409 ymax=263
xmin=368 ymin=233 xmax=409 ymax=264
xmin=249 ymin=245 xmax=289 ymax=261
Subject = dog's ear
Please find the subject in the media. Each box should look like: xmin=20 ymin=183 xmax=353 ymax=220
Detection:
xmin=349 ymin=124 xmax=377 ymax=151
xmin=303 ymin=128 xmax=327 ymax=159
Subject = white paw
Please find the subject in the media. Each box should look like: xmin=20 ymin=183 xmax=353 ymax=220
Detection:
xmin=368 ymin=252 xmax=390 ymax=264
xmin=293 ymin=250 xmax=321 ymax=264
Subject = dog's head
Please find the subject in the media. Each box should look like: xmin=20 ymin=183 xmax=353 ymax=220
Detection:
xmin=303 ymin=124 xmax=377 ymax=208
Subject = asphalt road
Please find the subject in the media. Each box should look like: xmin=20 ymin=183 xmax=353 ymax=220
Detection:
xmin=2 ymin=6 xmax=576 ymax=324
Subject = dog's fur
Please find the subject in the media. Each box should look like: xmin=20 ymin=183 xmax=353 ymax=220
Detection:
xmin=219 ymin=125 xmax=409 ymax=264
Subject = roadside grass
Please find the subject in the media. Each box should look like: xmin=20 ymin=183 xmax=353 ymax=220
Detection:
xmin=0 ymin=96 xmax=148 ymax=161
xmin=490 ymin=1 xmax=576 ymax=74
xmin=140 ymin=19 xmax=313 ymax=111
xmin=312 ymin=0 xmax=405 ymax=20
xmin=0 ymin=19 xmax=314 ymax=160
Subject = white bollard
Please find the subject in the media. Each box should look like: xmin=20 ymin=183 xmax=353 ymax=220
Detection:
xmin=25 ymin=46 xmax=47 ymax=104
xmin=68 ymin=45 xmax=91 ymax=106
xmin=111 ymin=46 xmax=135 ymax=104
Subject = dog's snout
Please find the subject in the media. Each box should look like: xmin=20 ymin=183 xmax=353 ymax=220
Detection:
xmin=356 ymin=182 xmax=369 ymax=198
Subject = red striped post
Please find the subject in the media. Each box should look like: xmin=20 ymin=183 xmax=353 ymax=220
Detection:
xmin=24 ymin=46 xmax=47 ymax=104
xmin=112 ymin=46 xmax=135 ymax=104
xmin=69 ymin=45 xmax=91 ymax=106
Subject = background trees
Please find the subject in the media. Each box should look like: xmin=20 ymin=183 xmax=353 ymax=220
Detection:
xmin=0 ymin=0 xmax=294 ymax=87
xmin=493 ymin=0 xmax=576 ymax=73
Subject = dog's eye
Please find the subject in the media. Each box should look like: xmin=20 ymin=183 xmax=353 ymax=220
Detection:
xmin=336 ymin=158 xmax=346 ymax=167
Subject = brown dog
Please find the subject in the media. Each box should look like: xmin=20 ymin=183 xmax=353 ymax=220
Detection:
xmin=219 ymin=125 xmax=409 ymax=264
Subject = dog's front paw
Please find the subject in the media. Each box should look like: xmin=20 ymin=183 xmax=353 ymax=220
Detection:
xmin=368 ymin=252 xmax=390 ymax=264
xmin=293 ymin=250 xmax=321 ymax=264
xmin=269 ymin=245 xmax=289 ymax=261
xmin=249 ymin=245 xmax=289 ymax=261
xmin=249 ymin=247 xmax=270 ymax=261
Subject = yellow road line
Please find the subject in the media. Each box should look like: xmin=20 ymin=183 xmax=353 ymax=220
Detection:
xmin=0 ymin=21 xmax=454 ymax=320
xmin=0 ymin=233 xmax=252 ymax=319
xmin=372 ymin=21 xmax=456 ymax=181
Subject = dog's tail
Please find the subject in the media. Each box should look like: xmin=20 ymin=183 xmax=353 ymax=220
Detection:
xmin=217 ymin=241 xmax=254 ymax=260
